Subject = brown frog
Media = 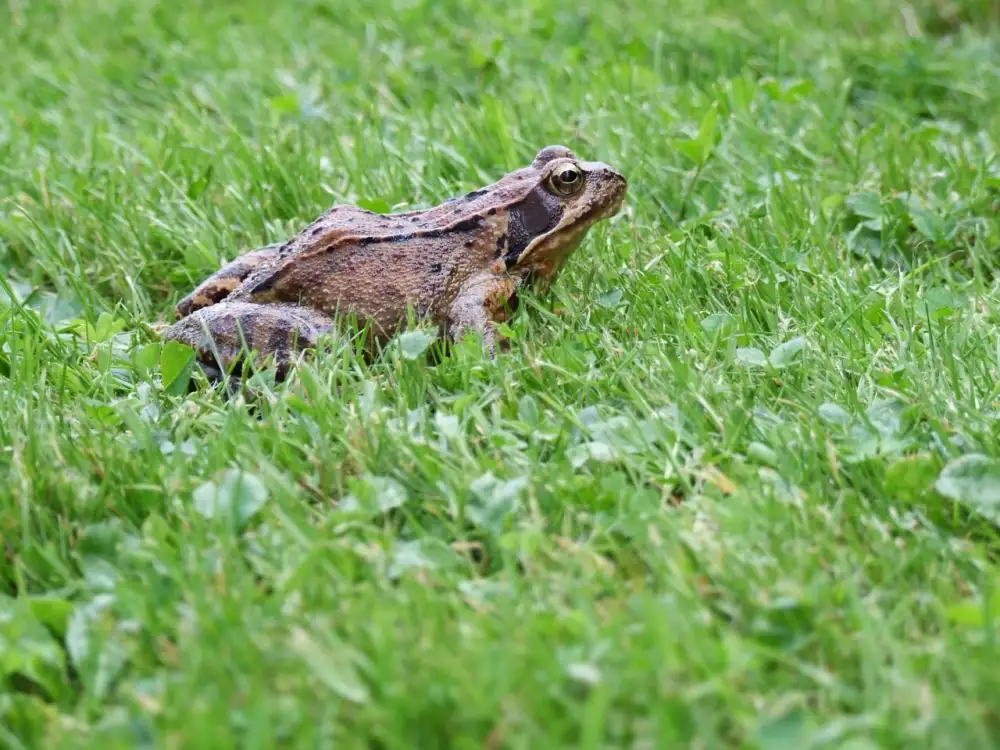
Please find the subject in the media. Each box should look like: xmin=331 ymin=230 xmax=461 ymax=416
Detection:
xmin=162 ymin=145 xmax=627 ymax=381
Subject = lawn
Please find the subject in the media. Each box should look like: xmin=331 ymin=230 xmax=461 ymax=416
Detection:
xmin=2 ymin=0 xmax=1000 ymax=746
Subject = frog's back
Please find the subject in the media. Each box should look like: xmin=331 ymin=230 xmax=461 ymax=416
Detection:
xmin=233 ymin=205 xmax=509 ymax=334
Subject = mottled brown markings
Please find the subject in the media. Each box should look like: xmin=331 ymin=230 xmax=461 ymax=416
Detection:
xmin=343 ymin=217 xmax=485 ymax=246
xmin=187 ymin=279 xmax=240 ymax=314
xmin=495 ymin=232 xmax=508 ymax=257
xmin=234 ymin=315 xmax=257 ymax=355
xmin=246 ymin=273 xmax=277 ymax=295
xmin=175 ymin=246 xmax=288 ymax=317
xmin=455 ymin=216 xmax=486 ymax=232
xmin=267 ymin=322 xmax=291 ymax=355
xmin=249 ymin=214 xmax=489 ymax=296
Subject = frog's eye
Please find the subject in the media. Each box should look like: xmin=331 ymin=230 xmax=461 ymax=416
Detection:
xmin=547 ymin=164 xmax=584 ymax=196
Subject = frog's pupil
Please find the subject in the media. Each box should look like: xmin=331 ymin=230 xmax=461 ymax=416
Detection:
xmin=560 ymin=169 xmax=578 ymax=183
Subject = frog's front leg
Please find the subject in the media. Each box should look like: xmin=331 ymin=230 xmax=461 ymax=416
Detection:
xmin=175 ymin=243 xmax=284 ymax=319
xmin=447 ymin=273 xmax=520 ymax=358
xmin=162 ymin=301 xmax=334 ymax=381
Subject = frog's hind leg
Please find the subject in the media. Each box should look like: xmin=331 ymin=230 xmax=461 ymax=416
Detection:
xmin=175 ymin=243 xmax=284 ymax=319
xmin=162 ymin=301 xmax=335 ymax=383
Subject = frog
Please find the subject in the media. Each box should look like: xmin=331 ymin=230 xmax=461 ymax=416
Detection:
xmin=161 ymin=145 xmax=627 ymax=382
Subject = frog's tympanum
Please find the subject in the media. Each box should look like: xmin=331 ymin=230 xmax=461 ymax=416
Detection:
xmin=162 ymin=146 xmax=627 ymax=381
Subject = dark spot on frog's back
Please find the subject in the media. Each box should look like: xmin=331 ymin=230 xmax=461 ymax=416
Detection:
xmin=267 ymin=321 xmax=291 ymax=354
xmin=246 ymin=272 xmax=277 ymax=295
xmin=431 ymin=262 xmax=443 ymax=273
xmin=451 ymin=215 xmax=484 ymax=232
xmin=234 ymin=313 xmax=257 ymax=346
xmin=465 ymin=188 xmax=488 ymax=200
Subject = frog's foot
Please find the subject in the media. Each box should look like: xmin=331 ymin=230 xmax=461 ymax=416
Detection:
xmin=162 ymin=301 xmax=335 ymax=382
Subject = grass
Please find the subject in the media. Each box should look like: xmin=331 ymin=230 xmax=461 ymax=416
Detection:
xmin=2 ymin=0 xmax=1000 ymax=746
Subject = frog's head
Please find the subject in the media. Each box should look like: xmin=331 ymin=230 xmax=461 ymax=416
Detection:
xmin=498 ymin=146 xmax=627 ymax=288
